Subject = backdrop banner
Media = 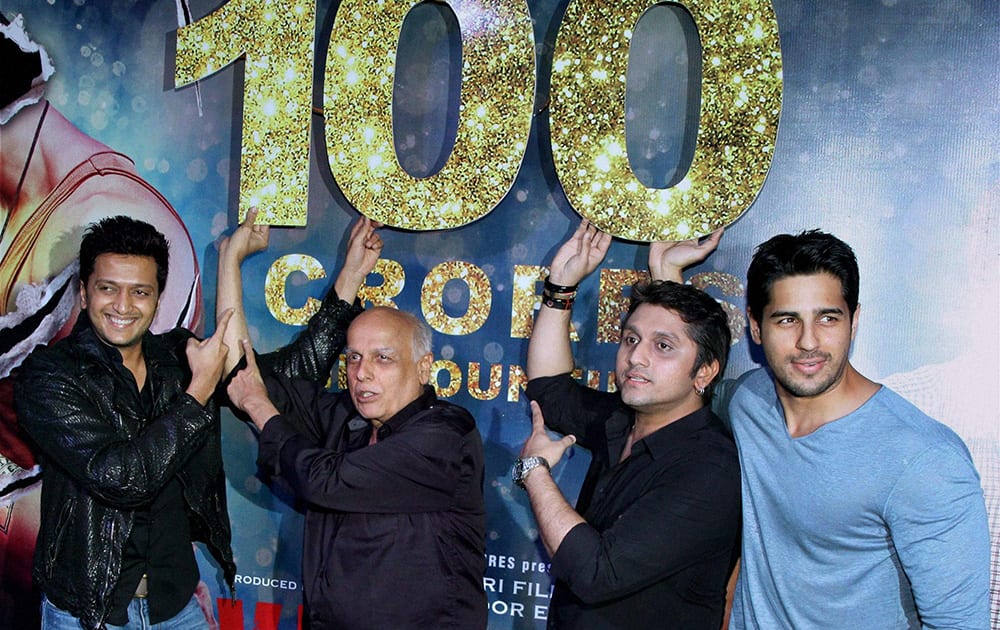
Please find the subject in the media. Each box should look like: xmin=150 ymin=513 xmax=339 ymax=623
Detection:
xmin=1 ymin=1 xmax=996 ymax=628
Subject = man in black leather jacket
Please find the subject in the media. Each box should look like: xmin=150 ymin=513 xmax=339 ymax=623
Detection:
xmin=14 ymin=215 xmax=371 ymax=629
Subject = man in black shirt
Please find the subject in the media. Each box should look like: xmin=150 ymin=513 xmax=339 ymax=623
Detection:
xmin=516 ymin=221 xmax=740 ymax=629
xmin=219 ymin=214 xmax=487 ymax=629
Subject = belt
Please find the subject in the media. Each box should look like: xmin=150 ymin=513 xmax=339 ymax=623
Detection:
xmin=134 ymin=574 xmax=148 ymax=599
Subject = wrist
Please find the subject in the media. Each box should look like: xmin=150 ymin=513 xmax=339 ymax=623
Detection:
xmin=512 ymin=455 xmax=551 ymax=489
xmin=542 ymin=277 xmax=578 ymax=311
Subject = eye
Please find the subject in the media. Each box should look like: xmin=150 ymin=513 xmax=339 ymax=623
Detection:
xmin=377 ymin=353 xmax=392 ymax=362
xmin=623 ymin=334 xmax=638 ymax=345
xmin=346 ymin=353 xmax=361 ymax=364
xmin=657 ymin=341 xmax=673 ymax=351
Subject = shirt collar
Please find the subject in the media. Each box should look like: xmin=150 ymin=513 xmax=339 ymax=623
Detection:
xmin=626 ymin=405 xmax=717 ymax=459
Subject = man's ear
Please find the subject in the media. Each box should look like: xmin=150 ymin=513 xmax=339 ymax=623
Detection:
xmin=747 ymin=307 xmax=762 ymax=344
xmin=417 ymin=352 xmax=434 ymax=385
xmin=694 ymin=359 xmax=720 ymax=392
xmin=79 ymin=281 xmax=87 ymax=310
xmin=850 ymin=303 xmax=860 ymax=340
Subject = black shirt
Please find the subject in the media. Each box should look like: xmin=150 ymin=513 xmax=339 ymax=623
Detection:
xmin=257 ymin=382 xmax=487 ymax=629
xmin=527 ymin=374 xmax=741 ymax=629
xmin=108 ymin=381 xmax=198 ymax=625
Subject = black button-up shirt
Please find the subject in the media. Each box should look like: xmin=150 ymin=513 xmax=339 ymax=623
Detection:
xmin=257 ymin=383 xmax=487 ymax=629
xmin=527 ymin=374 xmax=741 ymax=629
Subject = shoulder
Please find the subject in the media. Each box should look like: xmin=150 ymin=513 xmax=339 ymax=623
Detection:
xmin=712 ymin=367 xmax=773 ymax=424
xmin=423 ymin=400 xmax=478 ymax=435
xmin=866 ymin=386 xmax=974 ymax=462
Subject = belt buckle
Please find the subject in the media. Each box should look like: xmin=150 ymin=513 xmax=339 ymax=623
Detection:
xmin=134 ymin=574 xmax=148 ymax=599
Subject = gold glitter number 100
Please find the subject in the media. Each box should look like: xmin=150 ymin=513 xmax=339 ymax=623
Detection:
xmin=174 ymin=0 xmax=317 ymax=226
xmin=175 ymin=0 xmax=781 ymax=240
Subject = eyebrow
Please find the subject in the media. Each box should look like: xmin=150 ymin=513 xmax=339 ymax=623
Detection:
xmin=344 ymin=346 xmax=398 ymax=356
xmin=93 ymin=278 xmax=157 ymax=290
xmin=769 ymin=306 xmax=845 ymax=319
xmin=623 ymin=323 xmax=683 ymax=344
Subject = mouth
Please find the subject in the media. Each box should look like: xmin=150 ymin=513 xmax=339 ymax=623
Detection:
xmin=791 ymin=355 xmax=828 ymax=375
xmin=621 ymin=371 xmax=651 ymax=386
xmin=353 ymin=389 xmax=379 ymax=403
xmin=105 ymin=314 xmax=140 ymax=329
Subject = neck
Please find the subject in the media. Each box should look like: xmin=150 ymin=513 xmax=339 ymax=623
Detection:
xmin=778 ymin=364 xmax=879 ymax=437
xmin=117 ymin=345 xmax=147 ymax=389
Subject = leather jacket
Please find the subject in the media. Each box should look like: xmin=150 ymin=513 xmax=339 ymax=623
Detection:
xmin=16 ymin=290 xmax=360 ymax=629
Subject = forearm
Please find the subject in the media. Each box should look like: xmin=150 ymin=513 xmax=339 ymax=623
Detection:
xmin=333 ymin=267 xmax=367 ymax=305
xmin=523 ymin=466 xmax=584 ymax=557
xmin=526 ymin=303 xmax=575 ymax=379
xmin=257 ymin=289 xmax=362 ymax=382
xmin=217 ymin=245 xmax=251 ymax=374
xmin=19 ymin=387 xmax=214 ymax=506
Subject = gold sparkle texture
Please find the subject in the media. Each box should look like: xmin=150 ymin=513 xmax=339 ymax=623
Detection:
xmin=550 ymin=0 xmax=782 ymax=241
xmin=689 ymin=270 xmax=746 ymax=344
xmin=468 ymin=362 xmax=503 ymax=400
xmin=597 ymin=269 xmax=645 ymax=343
xmin=358 ymin=258 xmax=405 ymax=307
xmin=421 ymin=261 xmax=492 ymax=334
xmin=432 ymin=360 xmax=463 ymax=397
xmin=265 ymin=254 xmax=326 ymax=325
xmin=175 ymin=0 xmax=317 ymax=226
xmin=324 ymin=0 xmax=536 ymax=229
xmin=506 ymin=364 xmax=527 ymax=402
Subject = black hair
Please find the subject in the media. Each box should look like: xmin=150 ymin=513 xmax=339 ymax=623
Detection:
xmin=746 ymin=230 xmax=859 ymax=323
xmin=626 ymin=280 xmax=730 ymax=397
xmin=79 ymin=216 xmax=170 ymax=292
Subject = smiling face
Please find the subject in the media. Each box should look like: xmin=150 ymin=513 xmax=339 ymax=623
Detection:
xmin=344 ymin=308 xmax=433 ymax=425
xmin=749 ymin=273 xmax=858 ymax=400
xmin=80 ymin=253 xmax=160 ymax=359
xmin=615 ymin=303 xmax=716 ymax=424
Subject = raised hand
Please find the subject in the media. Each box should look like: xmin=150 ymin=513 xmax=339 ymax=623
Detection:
xmin=220 ymin=207 xmax=270 ymax=264
xmin=520 ymin=401 xmax=577 ymax=466
xmin=186 ymin=308 xmax=234 ymax=405
xmin=334 ymin=216 xmax=383 ymax=303
xmin=548 ymin=220 xmax=612 ymax=286
xmin=648 ymin=228 xmax=723 ymax=282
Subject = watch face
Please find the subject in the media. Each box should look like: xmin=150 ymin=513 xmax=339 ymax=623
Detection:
xmin=511 ymin=460 xmax=523 ymax=484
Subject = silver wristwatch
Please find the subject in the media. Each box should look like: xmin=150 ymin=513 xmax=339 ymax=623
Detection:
xmin=512 ymin=456 xmax=550 ymax=488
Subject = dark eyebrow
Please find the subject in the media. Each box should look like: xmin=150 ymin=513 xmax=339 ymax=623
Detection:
xmin=769 ymin=307 xmax=845 ymax=320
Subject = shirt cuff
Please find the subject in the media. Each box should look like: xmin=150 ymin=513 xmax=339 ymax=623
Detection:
xmin=550 ymin=521 xmax=600 ymax=582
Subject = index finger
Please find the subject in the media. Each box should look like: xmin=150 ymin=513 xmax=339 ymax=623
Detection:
xmin=214 ymin=308 xmax=235 ymax=335
xmin=242 ymin=206 xmax=260 ymax=226
xmin=240 ymin=339 xmax=260 ymax=371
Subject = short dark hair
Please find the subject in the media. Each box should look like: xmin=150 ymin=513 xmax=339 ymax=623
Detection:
xmin=79 ymin=216 xmax=170 ymax=292
xmin=746 ymin=230 xmax=859 ymax=323
xmin=626 ymin=280 xmax=731 ymax=397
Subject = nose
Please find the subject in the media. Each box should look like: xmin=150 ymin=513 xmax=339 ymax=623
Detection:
xmin=796 ymin=322 xmax=818 ymax=351
xmin=352 ymin=357 xmax=373 ymax=381
xmin=626 ymin=341 xmax=649 ymax=367
xmin=113 ymin=290 xmax=132 ymax=313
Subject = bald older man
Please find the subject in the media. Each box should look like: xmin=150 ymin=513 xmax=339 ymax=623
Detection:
xmin=220 ymin=217 xmax=486 ymax=630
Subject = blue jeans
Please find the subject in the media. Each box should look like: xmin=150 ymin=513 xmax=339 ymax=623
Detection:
xmin=41 ymin=594 xmax=208 ymax=630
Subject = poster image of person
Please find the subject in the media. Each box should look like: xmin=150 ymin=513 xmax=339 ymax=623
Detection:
xmin=0 ymin=13 xmax=206 ymax=628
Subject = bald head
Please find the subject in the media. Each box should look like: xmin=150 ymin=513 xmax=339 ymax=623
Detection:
xmin=344 ymin=307 xmax=434 ymax=425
